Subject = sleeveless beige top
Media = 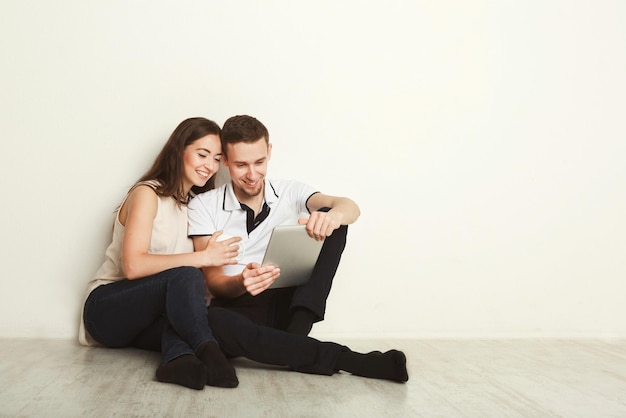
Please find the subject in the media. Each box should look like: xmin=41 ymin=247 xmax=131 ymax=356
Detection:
xmin=78 ymin=181 xmax=193 ymax=346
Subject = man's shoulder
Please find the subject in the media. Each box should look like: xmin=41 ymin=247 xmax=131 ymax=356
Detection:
xmin=189 ymin=184 xmax=227 ymax=208
xmin=269 ymin=178 xmax=312 ymax=192
xmin=267 ymin=179 xmax=317 ymax=209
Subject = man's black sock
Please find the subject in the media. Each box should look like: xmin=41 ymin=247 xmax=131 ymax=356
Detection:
xmin=287 ymin=308 xmax=317 ymax=336
xmin=336 ymin=349 xmax=409 ymax=383
xmin=195 ymin=341 xmax=239 ymax=388
xmin=155 ymin=354 xmax=207 ymax=390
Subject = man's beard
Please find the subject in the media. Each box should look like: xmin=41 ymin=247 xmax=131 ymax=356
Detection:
xmin=235 ymin=179 xmax=264 ymax=198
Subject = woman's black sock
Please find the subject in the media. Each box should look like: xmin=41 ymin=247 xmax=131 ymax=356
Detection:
xmin=195 ymin=341 xmax=239 ymax=388
xmin=155 ymin=354 xmax=207 ymax=390
xmin=336 ymin=349 xmax=409 ymax=383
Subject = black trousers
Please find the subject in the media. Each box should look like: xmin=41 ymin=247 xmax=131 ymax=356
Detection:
xmin=198 ymin=223 xmax=349 ymax=375
xmin=207 ymin=307 xmax=346 ymax=375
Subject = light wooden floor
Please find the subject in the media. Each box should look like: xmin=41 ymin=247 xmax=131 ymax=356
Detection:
xmin=1 ymin=338 xmax=625 ymax=417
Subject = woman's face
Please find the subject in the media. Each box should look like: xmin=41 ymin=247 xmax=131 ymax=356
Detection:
xmin=182 ymin=134 xmax=222 ymax=193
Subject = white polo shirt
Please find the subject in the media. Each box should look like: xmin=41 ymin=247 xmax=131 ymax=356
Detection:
xmin=188 ymin=178 xmax=318 ymax=276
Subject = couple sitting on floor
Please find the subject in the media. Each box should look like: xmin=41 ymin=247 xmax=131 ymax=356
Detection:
xmin=79 ymin=115 xmax=409 ymax=390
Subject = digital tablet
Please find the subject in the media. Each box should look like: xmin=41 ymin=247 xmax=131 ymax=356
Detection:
xmin=263 ymin=225 xmax=325 ymax=289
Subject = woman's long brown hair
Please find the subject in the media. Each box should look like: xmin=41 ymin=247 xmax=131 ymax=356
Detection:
xmin=138 ymin=117 xmax=221 ymax=202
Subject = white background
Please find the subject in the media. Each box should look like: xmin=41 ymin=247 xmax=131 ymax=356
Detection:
xmin=1 ymin=1 xmax=624 ymax=340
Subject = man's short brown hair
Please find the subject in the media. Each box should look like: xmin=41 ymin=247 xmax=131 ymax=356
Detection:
xmin=221 ymin=115 xmax=269 ymax=158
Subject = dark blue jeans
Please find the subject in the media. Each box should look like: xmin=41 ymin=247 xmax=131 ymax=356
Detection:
xmin=83 ymin=266 xmax=215 ymax=365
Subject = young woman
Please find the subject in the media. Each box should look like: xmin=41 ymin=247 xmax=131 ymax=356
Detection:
xmin=79 ymin=117 xmax=242 ymax=390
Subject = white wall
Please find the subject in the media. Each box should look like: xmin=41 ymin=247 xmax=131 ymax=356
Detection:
xmin=1 ymin=1 xmax=624 ymax=340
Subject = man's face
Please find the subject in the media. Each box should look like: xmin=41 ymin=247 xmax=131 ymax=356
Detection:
xmin=223 ymin=138 xmax=272 ymax=202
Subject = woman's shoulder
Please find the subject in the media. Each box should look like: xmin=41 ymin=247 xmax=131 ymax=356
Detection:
xmin=126 ymin=182 xmax=161 ymax=202
xmin=119 ymin=181 xmax=161 ymax=225
xmin=132 ymin=179 xmax=162 ymax=192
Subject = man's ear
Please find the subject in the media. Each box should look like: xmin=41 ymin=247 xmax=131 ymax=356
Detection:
xmin=267 ymin=143 xmax=272 ymax=161
xmin=221 ymin=147 xmax=230 ymax=167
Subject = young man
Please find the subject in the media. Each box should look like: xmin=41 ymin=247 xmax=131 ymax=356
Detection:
xmin=188 ymin=115 xmax=360 ymax=336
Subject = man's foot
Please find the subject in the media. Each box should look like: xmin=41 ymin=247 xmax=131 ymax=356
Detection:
xmin=336 ymin=349 xmax=409 ymax=383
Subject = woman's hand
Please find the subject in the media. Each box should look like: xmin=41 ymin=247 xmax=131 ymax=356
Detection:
xmin=197 ymin=231 xmax=242 ymax=267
